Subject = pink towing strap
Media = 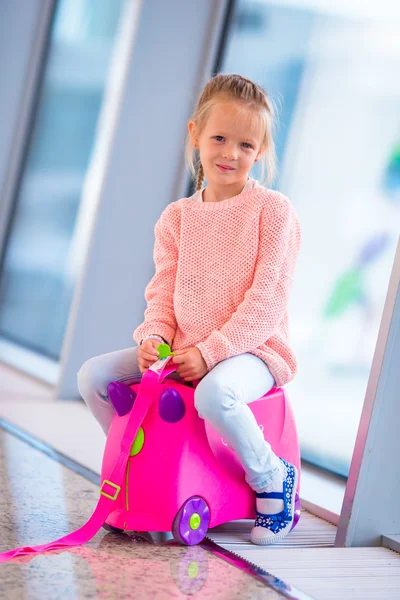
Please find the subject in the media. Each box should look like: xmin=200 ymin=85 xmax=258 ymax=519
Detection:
xmin=0 ymin=357 xmax=175 ymax=563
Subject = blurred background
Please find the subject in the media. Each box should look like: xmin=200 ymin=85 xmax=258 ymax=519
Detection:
xmin=0 ymin=0 xmax=399 ymax=479
xmin=0 ymin=0 xmax=124 ymax=357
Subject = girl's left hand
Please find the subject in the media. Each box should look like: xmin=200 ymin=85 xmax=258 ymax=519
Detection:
xmin=172 ymin=347 xmax=208 ymax=382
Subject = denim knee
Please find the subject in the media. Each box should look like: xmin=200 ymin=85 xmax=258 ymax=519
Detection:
xmin=194 ymin=377 xmax=240 ymax=422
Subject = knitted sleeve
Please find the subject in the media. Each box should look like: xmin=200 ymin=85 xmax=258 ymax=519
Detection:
xmin=196 ymin=195 xmax=301 ymax=370
xmin=133 ymin=204 xmax=178 ymax=347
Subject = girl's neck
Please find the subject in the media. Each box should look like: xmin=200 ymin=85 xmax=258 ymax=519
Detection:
xmin=202 ymin=178 xmax=249 ymax=203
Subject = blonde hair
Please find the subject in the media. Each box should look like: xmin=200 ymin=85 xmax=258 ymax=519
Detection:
xmin=186 ymin=73 xmax=277 ymax=191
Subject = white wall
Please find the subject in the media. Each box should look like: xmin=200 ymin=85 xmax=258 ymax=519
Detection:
xmin=57 ymin=0 xmax=228 ymax=398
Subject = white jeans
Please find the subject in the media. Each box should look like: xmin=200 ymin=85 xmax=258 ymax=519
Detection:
xmin=78 ymin=346 xmax=282 ymax=492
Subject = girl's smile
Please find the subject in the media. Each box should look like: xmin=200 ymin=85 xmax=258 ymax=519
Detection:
xmin=216 ymin=163 xmax=236 ymax=173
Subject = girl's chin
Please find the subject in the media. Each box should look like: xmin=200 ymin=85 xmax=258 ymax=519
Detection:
xmin=208 ymin=177 xmax=237 ymax=187
xmin=206 ymin=169 xmax=241 ymax=183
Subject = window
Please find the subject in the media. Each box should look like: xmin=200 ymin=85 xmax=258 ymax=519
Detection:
xmin=0 ymin=0 xmax=124 ymax=359
xmin=219 ymin=0 xmax=400 ymax=475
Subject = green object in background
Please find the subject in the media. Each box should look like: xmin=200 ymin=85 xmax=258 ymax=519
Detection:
xmin=157 ymin=343 xmax=174 ymax=359
xmin=324 ymin=268 xmax=364 ymax=318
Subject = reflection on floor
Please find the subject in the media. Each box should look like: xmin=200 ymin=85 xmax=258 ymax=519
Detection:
xmin=0 ymin=427 xmax=296 ymax=600
xmin=2 ymin=425 xmax=400 ymax=600
xmin=1 ymin=357 xmax=400 ymax=599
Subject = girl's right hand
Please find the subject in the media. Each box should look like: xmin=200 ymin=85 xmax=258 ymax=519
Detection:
xmin=138 ymin=339 xmax=160 ymax=374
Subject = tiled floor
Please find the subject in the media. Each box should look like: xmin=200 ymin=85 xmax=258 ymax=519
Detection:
xmin=0 ymin=428 xmax=285 ymax=600
xmin=1 ymin=362 xmax=400 ymax=599
xmin=0 ymin=363 xmax=105 ymax=473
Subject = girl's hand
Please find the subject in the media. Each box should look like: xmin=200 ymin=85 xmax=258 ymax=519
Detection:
xmin=138 ymin=339 xmax=160 ymax=374
xmin=172 ymin=347 xmax=208 ymax=382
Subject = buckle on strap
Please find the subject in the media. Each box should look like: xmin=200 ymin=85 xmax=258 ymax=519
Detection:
xmin=100 ymin=479 xmax=121 ymax=501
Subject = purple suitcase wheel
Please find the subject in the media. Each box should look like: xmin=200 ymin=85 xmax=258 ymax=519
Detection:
xmin=172 ymin=496 xmax=210 ymax=546
xmin=291 ymin=491 xmax=301 ymax=530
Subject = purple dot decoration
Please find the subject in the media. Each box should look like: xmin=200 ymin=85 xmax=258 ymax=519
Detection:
xmin=159 ymin=388 xmax=186 ymax=423
xmin=107 ymin=381 xmax=137 ymax=417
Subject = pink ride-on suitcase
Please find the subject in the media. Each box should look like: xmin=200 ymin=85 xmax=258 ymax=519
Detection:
xmin=0 ymin=343 xmax=301 ymax=562
xmin=102 ymin=344 xmax=301 ymax=545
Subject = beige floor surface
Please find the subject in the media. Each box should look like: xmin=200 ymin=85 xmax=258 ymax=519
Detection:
xmin=1 ymin=362 xmax=400 ymax=600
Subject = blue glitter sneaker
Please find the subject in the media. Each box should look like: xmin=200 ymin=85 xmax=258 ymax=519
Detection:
xmin=250 ymin=458 xmax=298 ymax=545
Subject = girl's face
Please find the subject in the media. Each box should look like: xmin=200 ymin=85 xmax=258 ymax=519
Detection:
xmin=189 ymin=99 xmax=265 ymax=190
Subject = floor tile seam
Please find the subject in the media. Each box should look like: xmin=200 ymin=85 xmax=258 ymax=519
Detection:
xmin=0 ymin=418 xmax=100 ymax=485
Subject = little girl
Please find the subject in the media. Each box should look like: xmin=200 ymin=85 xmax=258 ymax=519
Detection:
xmin=78 ymin=73 xmax=302 ymax=545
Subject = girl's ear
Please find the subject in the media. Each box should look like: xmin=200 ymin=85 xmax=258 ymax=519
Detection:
xmin=188 ymin=120 xmax=198 ymax=148
xmin=255 ymin=144 xmax=266 ymax=163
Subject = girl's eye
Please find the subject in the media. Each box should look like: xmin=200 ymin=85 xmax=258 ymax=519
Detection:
xmin=242 ymin=142 xmax=253 ymax=149
xmin=214 ymin=136 xmax=225 ymax=142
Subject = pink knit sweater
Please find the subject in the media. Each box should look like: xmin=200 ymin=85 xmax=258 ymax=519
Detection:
xmin=133 ymin=180 xmax=302 ymax=387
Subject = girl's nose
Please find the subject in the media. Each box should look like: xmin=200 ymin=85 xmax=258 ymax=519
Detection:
xmin=222 ymin=147 xmax=238 ymax=160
